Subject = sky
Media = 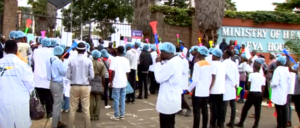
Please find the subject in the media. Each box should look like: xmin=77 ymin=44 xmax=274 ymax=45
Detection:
xmin=18 ymin=0 xmax=287 ymax=11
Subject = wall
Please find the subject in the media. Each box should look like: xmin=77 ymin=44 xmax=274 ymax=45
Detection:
xmin=3 ymin=0 xmax=18 ymax=37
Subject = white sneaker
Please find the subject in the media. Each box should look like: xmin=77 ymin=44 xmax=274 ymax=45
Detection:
xmin=105 ymin=105 xmax=111 ymax=109
xmin=110 ymin=116 xmax=119 ymax=121
xmin=64 ymin=110 xmax=69 ymax=113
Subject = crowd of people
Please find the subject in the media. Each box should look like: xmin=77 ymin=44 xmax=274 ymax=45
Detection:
xmin=0 ymin=30 xmax=300 ymax=128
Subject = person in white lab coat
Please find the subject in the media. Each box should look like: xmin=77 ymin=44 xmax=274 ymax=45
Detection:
xmin=209 ymin=48 xmax=226 ymax=128
xmin=62 ymin=51 xmax=70 ymax=113
xmin=33 ymin=37 xmax=54 ymax=118
xmin=271 ymin=56 xmax=291 ymax=128
xmin=235 ymin=58 xmax=266 ymax=128
xmin=222 ymin=50 xmax=239 ymax=127
xmin=0 ymin=40 xmax=35 ymax=128
xmin=154 ymin=42 xmax=183 ymax=128
xmin=176 ymin=46 xmax=192 ymax=117
xmin=190 ymin=46 xmax=211 ymax=128
xmin=125 ymin=43 xmax=138 ymax=103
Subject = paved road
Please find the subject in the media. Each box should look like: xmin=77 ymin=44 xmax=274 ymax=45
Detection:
xmin=31 ymin=95 xmax=299 ymax=128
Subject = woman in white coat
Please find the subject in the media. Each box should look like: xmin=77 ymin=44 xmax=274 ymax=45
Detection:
xmin=0 ymin=40 xmax=35 ymax=128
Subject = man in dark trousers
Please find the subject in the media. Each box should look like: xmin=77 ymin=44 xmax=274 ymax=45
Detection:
xmin=137 ymin=44 xmax=152 ymax=99
xmin=219 ymin=38 xmax=228 ymax=52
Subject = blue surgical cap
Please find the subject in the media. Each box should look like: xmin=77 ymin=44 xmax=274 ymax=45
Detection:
xmin=276 ymin=54 xmax=282 ymax=57
xmin=53 ymin=46 xmax=64 ymax=56
xmin=189 ymin=46 xmax=198 ymax=53
xmin=241 ymin=53 xmax=247 ymax=59
xmin=41 ymin=37 xmax=51 ymax=47
xmin=85 ymin=42 xmax=90 ymax=51
xmin=9 ymin=31 xmax=16 ymax=39
xmin=159 ymin=42 xmax=176 ymax=54
xmin=125 ymin=44 xmax=132 ymax=50
xmin=101 ymin=49 xmax=109 ymax=58
xmin=60 ymin=44 xmax=66 ymax=49
xmin=276 ymin=56 xmax=287 ymax=65
xmin=142 ymin=44 xmax=150 ymax=51
xmin=208 ymin=48 xmax=214 ymax=54
xmin=135 ymin=42 xmax=141 ymax=47
xmin=179 ymin=40 xmax=183 ymax=44
xmin=150 ymin=44 xmax=157 ymax=51
xmin=14 ymin=31 xmax=26 ymax=39
xmin=255 ymin=58 xmax=265 ymax=65
xmin=38 ymin=37 xmax=42 ymax=43
xmin=234 ymin=49 xmax=239 ymax=55
xmin=197 ymin=46 xmax=209 ymax=57
xmin=50 ymin=39 xmax=57 ymax=47
xmin=212 ymin=49 xmax=222 ymax=57
xmin=91 ymin=50 xmax=101 ymax=59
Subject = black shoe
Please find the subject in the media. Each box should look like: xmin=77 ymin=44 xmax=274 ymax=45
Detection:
xmin=47 ymin=113 xmax=53 ymax=119
xmin=136 ymin=96 xmax=143 ymax=99
xmin=218 ymin=126 xmax=225 ymax=128
xmin=57 ymin=122 xmax=67 ymax=128
xmin=234 ymin=123 xmax=243 ymax=127
xmin=144 ymin=97 xmax=148 ymax=99
xmin=252 ymin=125 xmax=258 ymax=128
xmin=226 ymin=122 xmax=234 ymax=128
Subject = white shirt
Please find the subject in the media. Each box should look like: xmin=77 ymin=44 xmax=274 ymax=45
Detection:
xmin=210 ymin=61 xmax=226 ymax=94
xmin=33 ymin=47 xmax=53 ymax=89
xmin=238 ymin=62 xmax=252 ymax=73
xmin=149 ymin=51 xmax=158 ymax=72
xmin=125 ymin=49 xmax=138 ymax=70
xmin=223 ymin=59 xmax=239 ymax=100
xmin=251 ymin=55 xmax=258 ymax=68
xmin=205 ymin=54 xmax=213 ymax=64
xmin=188 ymin=53 xmax=194 ymax=62
xmin=154 ymin=56 xmax=183 ymax=114
xmin=177 ymin=53 xmax=189 ymax=90
xmin=136 ymin=48 xmax=141 ymax=64
xmin=249 ymin=72 xmax=266 ymax=92
xmin=62 ymin=58 xmax=71 ymax=97
xmin=289 ymin=72 xmax=296 ymax=94
xmin=69 ymin=50 xmax=78 ymax=60
xmin=192 ymin=60 xmax=212 ymax=97
xmin=109 ymin=56 xmax=130 ymax=88
xmin=271 ymin=66 xmax=291 ymax=105
xmin=182 ymin=47 xmax=188 ymax=57
xmin=0 ymin=54 xmax=35 ymax=128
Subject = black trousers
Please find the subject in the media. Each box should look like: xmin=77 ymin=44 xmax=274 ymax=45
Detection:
xmin=104 ymin=78 xmax=109 ymax=106
xmin=223 ymin=99 xmax=236 ymax=123
xmin=239 ymin=92 xmax=262 ymax=126
xmin=149 ymin=71 xmax=159 ymax=94
xmin=293 ymin=94 xmax=300 ymax=120
xmin=275 ymin=104 xmax=287 ymax=128
xmin=127 ymin=69 xmax=136 ymax=102
xmin=138 ymin=72 xmax=148 ymax=98
xmin=182 ymin=94 xmax=191 ymax=110
xmin=192 ymin=96 xmax=208 ymax=128
xmin=159 ymin=113 xmax=176 ymax=128
xmin=35 ymin=88 xmax=53 ymax=115
xmin=209 ymin=94 xmax=225 ymax=127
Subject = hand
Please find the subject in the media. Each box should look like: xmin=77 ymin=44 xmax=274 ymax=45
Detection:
xmin=156 ymin=56 xmax=162 ymax=63
xmin=109 ymin=83 xmax=113 ymax=88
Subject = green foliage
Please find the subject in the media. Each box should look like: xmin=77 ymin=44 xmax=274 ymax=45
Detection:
xmin=225 ymin=0 xmax=237 ymax=11
xmin=285 ymin=40 xmax=300 ymax=58
xmin=0 ymin=0 xmax=3 ymax=13
xmin=273 ymin=0 xmax=300 ymax=12
xmin=62 ymin=0 xmax=134 ymax=38
xmin=150 ymin=5 xmax=300 ymax=27
xmin=28 ymin=0 xmax=47 ymax=15
xmin=149 ymin=5 xmax=194 ymax=26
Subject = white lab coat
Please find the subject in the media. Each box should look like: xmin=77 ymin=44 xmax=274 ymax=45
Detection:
xmin=223 ymin=59 xmax=239 ymax=101
xmin=0 ymin=54 xmax=35 ymax=128
xmin=182 ymin=47 xmax=188 ymax=58
xmin=154 ymin=56 xmax=183 ymax=114
xmin=33 ymin=47 xmax=53 ymax=89
xmin=148 ymin=51 xmax=157 ymax=72
xmin=205 ymin=54 xmax=213 ymax=64
xmin=271 ymin=66 xmax=291 ymax=105
xmin=69 ymin=50 xmax=78 ymax=60
xmin=289 ymin=72 xmax=296 ymax=95
xmin=63 ymin=58 xmax=71 ymax=97
xmin=177 ymin=53 xmax=189 ymax=90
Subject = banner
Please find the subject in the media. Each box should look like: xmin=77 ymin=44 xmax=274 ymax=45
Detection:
xmin=131 ymin=30 xmax=143 ymax=39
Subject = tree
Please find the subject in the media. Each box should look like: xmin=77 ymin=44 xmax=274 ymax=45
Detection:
xmin=273 ymin=0 xmax=300 ymax=12
xmin=165 ymin=0 xmax=188 ymax=8
xmin=132 ymin=0 xmax=155 ymax=40
xmin=0 ymin=0 xmax=3 ymax=13
xmin=62 ymin=0 xmax=134 ymax=39
xmin=194 ymin=0 xmax=225 ymax=43
xmin=28 ymin=0 xmax=57 ymax=36
xmin=225 ymin=0 xmax=237 ymax=11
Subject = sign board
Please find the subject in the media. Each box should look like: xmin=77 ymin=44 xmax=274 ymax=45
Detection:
xmin=217 ymin=26 xmax=300 ymax=53
xmin=131 ymin=30 xmax=143 ymax=39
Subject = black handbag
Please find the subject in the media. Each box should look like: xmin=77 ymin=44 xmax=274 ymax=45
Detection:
xmin=30 ymin=89 xmax=45 ymax=120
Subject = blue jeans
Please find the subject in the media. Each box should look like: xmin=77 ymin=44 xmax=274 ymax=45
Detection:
xmin=239 ymin=81 xmax=246 ymax=99
xmin=112 ymin=87 xmax=126 ymax=117
xmin=62 ymin=95 xmax=70 ymax=110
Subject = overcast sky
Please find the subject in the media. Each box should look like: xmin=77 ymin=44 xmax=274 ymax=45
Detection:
xmin=18 ymin=0 xmax=287 ymax=12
